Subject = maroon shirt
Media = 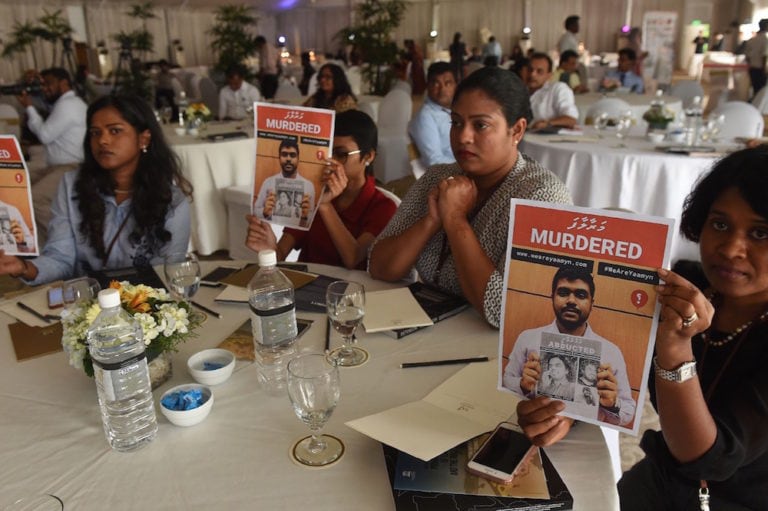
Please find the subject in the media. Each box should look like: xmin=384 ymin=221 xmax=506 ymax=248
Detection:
xmin=285 ymin=176 xmax=397 ymax=270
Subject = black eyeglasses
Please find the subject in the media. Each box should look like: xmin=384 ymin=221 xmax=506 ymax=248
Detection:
xmin=332 ymin=149 xmax=361 ymax=164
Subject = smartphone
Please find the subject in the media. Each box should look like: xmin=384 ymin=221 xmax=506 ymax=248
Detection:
xmin=47 ymin=286 xmax=64 ymax=309
xmin=466 ymin=422 xmax=536 ymax=484
xmin=200 ymin=266 xmax=239 ymax=287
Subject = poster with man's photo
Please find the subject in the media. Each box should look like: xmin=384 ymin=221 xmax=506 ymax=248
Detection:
xmin=497 ymin=200 xmax=674 ymax=435
xmin=0 ymin=136 xmax=39 ymax=256
xmin=251 ymin=103 xmax=334 ymax=230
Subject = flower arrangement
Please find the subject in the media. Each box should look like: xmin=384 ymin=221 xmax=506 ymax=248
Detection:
xmin=642 ymin=103 xmax=676 ymax=130
xmin=61 ymin=281 xmax=201 ymax=377
xmin=185 ymin=102 xmax=213 ymax=121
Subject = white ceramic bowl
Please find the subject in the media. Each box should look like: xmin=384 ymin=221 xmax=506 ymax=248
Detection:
xmin=646 ymin=132 xmax=665 ymax=144
xmin=667 ymin=131 xmax=685 ymax=143
xmin=160 ymin=383 xmax=213 ymax=427
xmin=174 ymin=127 xmax=186 ymax=136
xmin=187 ymin=348 xmax=236 ymax=386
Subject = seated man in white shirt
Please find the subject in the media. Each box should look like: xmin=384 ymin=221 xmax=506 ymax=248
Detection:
xmin=408 ymin=62 xmax=457 ymax=168
xmin=218 ymin=65 xmax=262 ymax=120
xmin=527 ymin=52 xmax=578 ymax=131
xmin=17 ymin=67 xmax=87 ymax=243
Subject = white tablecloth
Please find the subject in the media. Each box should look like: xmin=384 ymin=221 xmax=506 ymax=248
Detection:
xmin=0 ymin=263 xmax=619 ymax=510
xmin=521 ymin=128 xmax=742 ymax=262
xmin=166 ymin=122 xmax=256 ymax=255
xmin=574 ymin=92 xmax=682 ymax=128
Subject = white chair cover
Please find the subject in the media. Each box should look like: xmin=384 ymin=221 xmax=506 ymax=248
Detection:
xmin=377 ymin=89 xmax=412 ymax=132
xmin=347 ymin=66 xmax=363 ymax=96
xmin=711 ymin=101 xmax=765 ymax=139
xmin=0 ymin=103 xmax=21 ymax=140
xmin=375 ymin=186 xmax=402 ymax=206
xmin=669 ymin=80 xmax=705 ymax=109
xmin=583 ymin=97 xmax=632 ymax=124
xmin=274 ymin=78 xmax=303 ymax=101
xmin=373 ymin=89 xmax=413 ymax=183
xmin=751 ymin=85 xmax=768 ymax=115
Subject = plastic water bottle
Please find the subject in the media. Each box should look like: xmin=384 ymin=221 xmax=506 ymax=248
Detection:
xmin=87 ymin=288 xmax=157 ymax=452
xmin=684 ymin=95 xmax=703 ymax=146
xmin=248 ymin=249 xmax=298 ymax=394
xmin=177 ymin=90 xmax=188 ymax=127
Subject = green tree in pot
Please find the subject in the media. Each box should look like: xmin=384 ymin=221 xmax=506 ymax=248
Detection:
xmin=337 ymin=0 xmax=409 ymax=96
xmin=208 ymin=5 xmax=259 ymax=77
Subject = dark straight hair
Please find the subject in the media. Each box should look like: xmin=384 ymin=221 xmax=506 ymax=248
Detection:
xmin=452 ymin=66 xmax=532 ymax=125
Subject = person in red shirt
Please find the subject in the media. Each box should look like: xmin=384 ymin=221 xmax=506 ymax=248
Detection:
xmin=245 ymin=110 xmax=397 ymax=270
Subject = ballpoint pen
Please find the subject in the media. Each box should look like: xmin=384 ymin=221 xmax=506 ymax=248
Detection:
xmin=17 ymin=302 xmax=59 ymax=323
xmin=324 ymin=317 xmax=331 ymax=353
xmin=400 ymin=356 xmax=489 ymax=369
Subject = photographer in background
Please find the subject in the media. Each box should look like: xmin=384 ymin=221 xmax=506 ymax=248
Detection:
xmin=17 ymin=67 xmax=87 ymax=243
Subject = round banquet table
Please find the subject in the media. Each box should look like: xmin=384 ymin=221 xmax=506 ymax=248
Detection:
xmin=574 ymin=92 xmax=683 ymax=128
xmin=165 ymin=122 xmax=256 ymax=256
xmin=0 ymin=262 xmax=619 ymax=510
xmin=520 ymin=128 xmax=743 ymax=263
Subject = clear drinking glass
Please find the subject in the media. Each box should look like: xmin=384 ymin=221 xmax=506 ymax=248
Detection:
xmin=325 ymin=280 xmax=366 ymax=367
xmin=287 ymin=353 xmax=344 ymax=467
xmin=159 ymin=106 xmax=173 ymax=125
xmin=593 ymin=112 xmax=610 ymax=138
xmin=62 ymin=277 xmax=100 ymax=308
xmin=615 ymin=110 xmax=634 ymax=140
xmin=163 ymin=252 xmax=201 ymax=301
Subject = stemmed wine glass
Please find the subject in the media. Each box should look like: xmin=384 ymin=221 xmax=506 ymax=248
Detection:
xmin=593 ymin=112 xmax=610 ymax=138
xmin=287 ymin=353 xmax=343 ymax=467
xmin=325 ymin=280 xmax=366 ymax=367
xmin=615 ymin=110 xmax=634 ymax=141
xmin=164 ymin=252 xmax=201 ymax=302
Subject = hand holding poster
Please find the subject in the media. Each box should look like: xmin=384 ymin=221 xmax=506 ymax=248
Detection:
xmin=498 ymin=200 xmax=674 ymax=435
xmin=0 ymin=136 xmax=39 ymax=256
xmin=251 ymin=104 xmax=334 ymax=230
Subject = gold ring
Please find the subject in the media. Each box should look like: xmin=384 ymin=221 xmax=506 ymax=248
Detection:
xmin=681 ymin=312 xmax=698 ymax=328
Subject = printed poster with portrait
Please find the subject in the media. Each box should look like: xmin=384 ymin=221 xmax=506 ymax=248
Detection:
xmin=251 ymin=103 xmax=334 ymax=231
xmin=0 ymin=136 xmax=39 ymax=256
xmin=497 ymin=200 xmax=674 ymax=435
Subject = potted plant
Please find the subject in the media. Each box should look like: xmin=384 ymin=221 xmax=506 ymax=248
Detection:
xmin=207 ymin=5 xmax=259 ymax=76
xmin=337 ymin=0 xmax=409 ymax=96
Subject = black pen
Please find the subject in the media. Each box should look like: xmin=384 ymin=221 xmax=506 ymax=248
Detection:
xmin=191 ymin=300 xmax=221 ymax=319
xmin=324 ymin=317 xmax=331 ymax=353
xmin=400 ymin=356 xmax=489 ymax=369
xmin=17 ymin=302 xmax=55 ymax=323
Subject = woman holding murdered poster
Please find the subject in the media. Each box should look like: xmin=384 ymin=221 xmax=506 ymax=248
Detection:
xmin=514 ymin=146 xmax=768 ymax=509
xmin=369 ymin=66 xmax=571 ymax=328
xmin=246 ymin=110 xmax=396 ymax=270
xmin=616 ymin=146 xmax=768 ymax=509
xmin=0 ymin=95 xmax=192 ymax=284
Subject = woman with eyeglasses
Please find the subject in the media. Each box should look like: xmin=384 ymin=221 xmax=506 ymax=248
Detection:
xmin=302 ymin=63 xmax=357 ymax=113
xmin=245 ymin=110 xmax=397 ymax=270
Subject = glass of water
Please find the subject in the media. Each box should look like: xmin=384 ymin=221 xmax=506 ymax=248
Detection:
xmin=615 ymin=110 xmax=634 ymax=140
xmin=326 ymin=280 xmax=366 ymax=367
xmin=163 ymin=252 xmax=201 ymax=302
xmin=287 ymin=353 xmax=343 ymax=467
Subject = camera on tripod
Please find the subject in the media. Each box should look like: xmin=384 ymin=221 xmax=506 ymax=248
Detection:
xmin=0 ymin=83 xmax=43 ymax=96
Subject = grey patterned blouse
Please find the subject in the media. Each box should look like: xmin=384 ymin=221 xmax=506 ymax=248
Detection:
xmin=373 ymin=153 xmax=572 ymax=328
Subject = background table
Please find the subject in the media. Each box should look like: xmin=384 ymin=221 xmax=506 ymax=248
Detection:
xmin=574 ymin=92 xmax=682 ymax=128
xmin=166 ymin=122 xmax=255 ymax=255
xmin=0 ymin=263 xmax=619 ymax=510
xmin=521 ymin=128 xmax=742 ymax=262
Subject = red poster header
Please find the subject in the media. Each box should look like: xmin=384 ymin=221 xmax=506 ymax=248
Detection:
xmin=0 ymin=137 xmax=22 ymax=163
xmin=512 ymin=203 xmax=670 ymax=268
xmin=256 ymin=105 xmax=333 ymax=137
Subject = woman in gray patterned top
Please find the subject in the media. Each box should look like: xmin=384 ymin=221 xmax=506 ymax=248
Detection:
xmin=369 ymin=67 xmax=572 ymax=328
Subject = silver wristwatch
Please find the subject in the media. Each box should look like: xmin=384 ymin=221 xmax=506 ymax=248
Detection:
xmin=653 ymin=356 xmax=697 ymax=382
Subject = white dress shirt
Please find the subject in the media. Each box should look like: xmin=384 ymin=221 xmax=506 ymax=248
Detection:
xmin=218 ymin=81 xmax=262 ymax=120
xmin=26 ymin=90 xmax=87 ymax=166
xmin=529 ymin=81 xmax=578 ymax=125
xmin=557 ymin=31 xmax=580 ymax=54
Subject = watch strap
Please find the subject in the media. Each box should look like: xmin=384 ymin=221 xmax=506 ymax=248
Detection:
xmin=653 ymin=356 xmax=697 ymax=382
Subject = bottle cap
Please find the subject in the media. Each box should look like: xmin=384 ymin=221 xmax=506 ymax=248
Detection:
xmin=97 ymin=288 xmax=121 ymax=308
xmin=258 ymin=249 xmax=277 ymax=267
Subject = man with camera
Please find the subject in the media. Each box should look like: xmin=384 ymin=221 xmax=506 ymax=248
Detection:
xmin=17 ymin=67 xmax=87 ymax=242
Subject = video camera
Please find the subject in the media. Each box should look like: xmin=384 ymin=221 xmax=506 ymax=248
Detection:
xmin=0 ymin=83 xmax=43 ymax=96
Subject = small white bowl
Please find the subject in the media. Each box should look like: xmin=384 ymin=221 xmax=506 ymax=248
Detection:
xmin=174 ymin=127 xmax=186 ymax=136
xmin=646 ymin=132 xmax=665 ymax=144
xmin=160 ymin=383 xmax=213 ymax=427
xmin=667 ymin=131 xmax=685 ymax=143
xmin=187 ymin=348 xmax=236 ymax=386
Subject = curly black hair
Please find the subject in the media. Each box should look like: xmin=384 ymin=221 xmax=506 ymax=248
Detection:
xmin=76 ymin=94 xmax=192 ymax=261
xmin=680 ymin=145 xmax=768 ymax=242
xmin=308 ymin=63 xmax=356 ymax=109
